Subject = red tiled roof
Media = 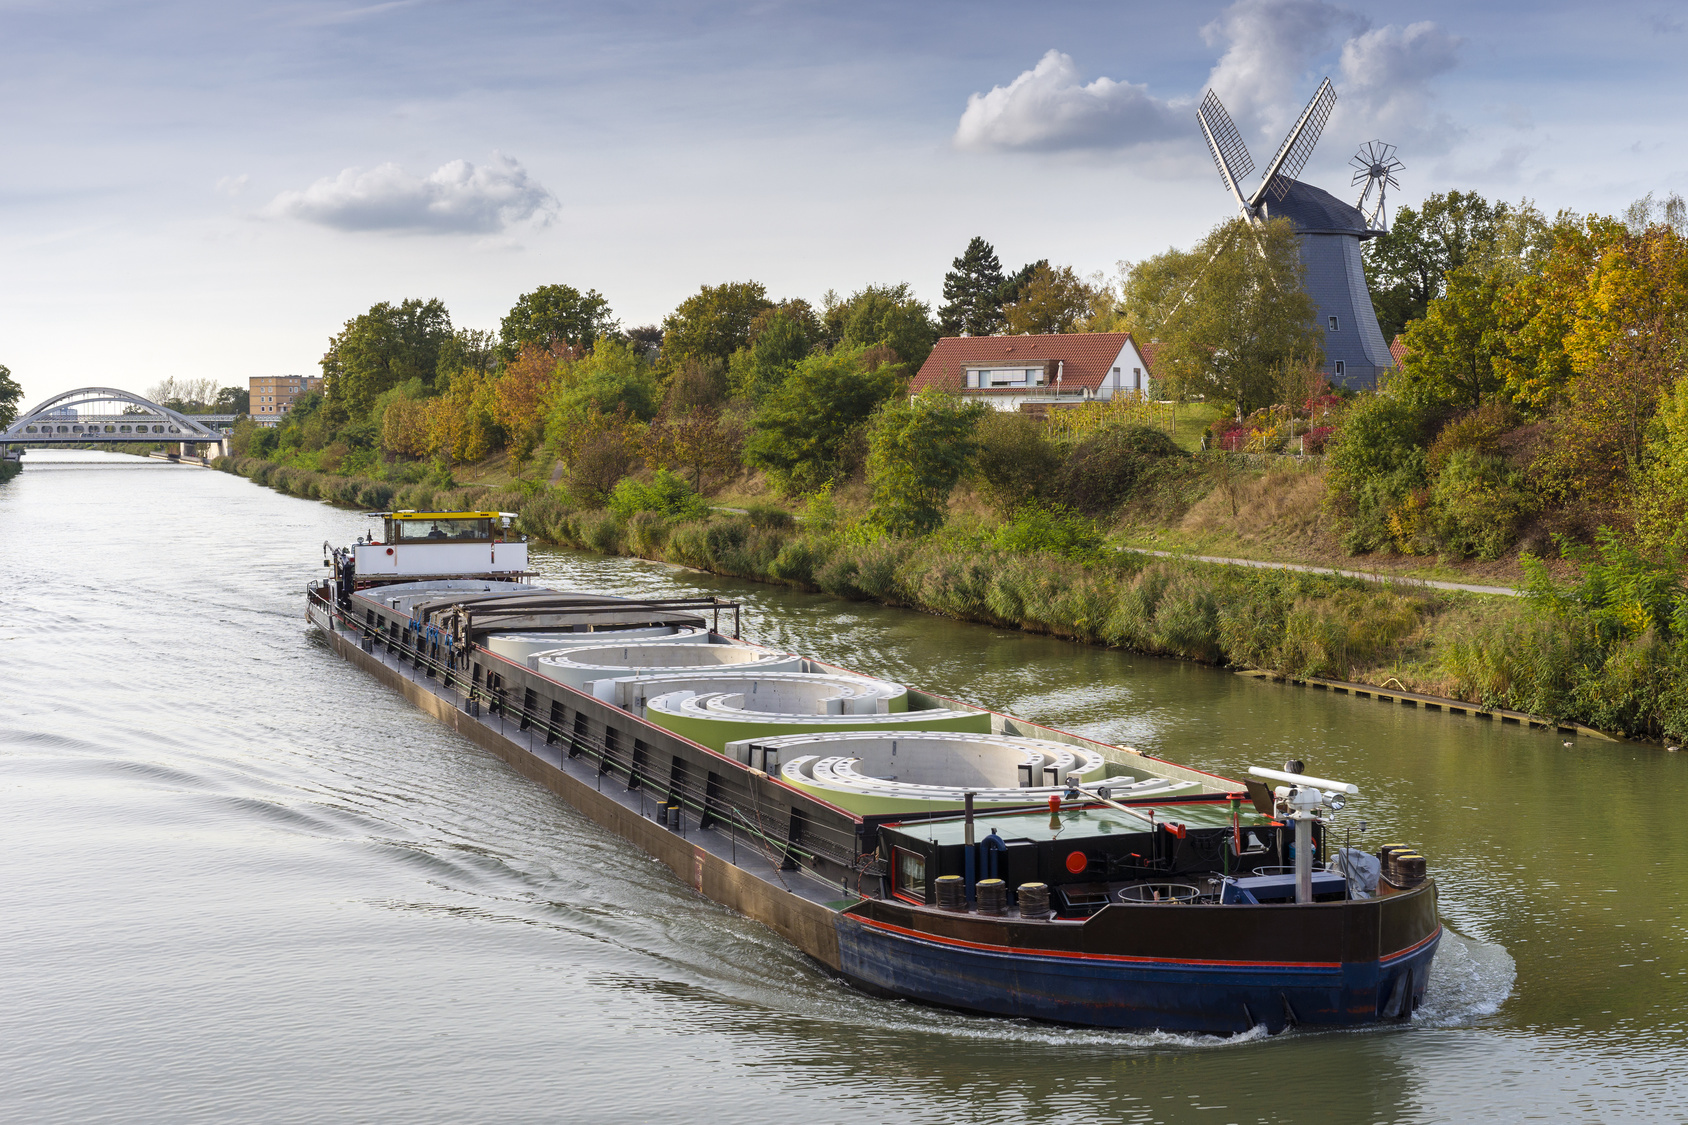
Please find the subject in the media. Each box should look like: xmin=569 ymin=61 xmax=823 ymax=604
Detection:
xmin=911 ymin=332 xmax=1147 ymax=393
xmin=1389 ymin=334 xmax=1408 ymax=367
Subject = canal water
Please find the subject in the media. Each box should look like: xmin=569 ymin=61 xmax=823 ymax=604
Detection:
xmin=1 ymin=450 xmax=1684 ymax=1124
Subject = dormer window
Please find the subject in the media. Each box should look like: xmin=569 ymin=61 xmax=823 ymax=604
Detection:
xmin=1328 ymin=316 xmax=1340 ymax=331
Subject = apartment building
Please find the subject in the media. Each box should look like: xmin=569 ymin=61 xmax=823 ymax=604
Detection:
xmin=250 ymin=375 xmax=324 ymax=427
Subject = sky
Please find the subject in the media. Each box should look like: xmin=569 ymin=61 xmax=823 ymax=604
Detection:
xmin=4 ymin=0 xmax=1687 ymax=405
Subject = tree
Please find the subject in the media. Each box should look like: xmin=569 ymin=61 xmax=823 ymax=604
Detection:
xmin=1365 ymin=191 xmax=1510 ymax=341
xmin=498 ymin=285 xmax=616 ymax=363
xmin=867 ymin=391 xmax=987 ymax=535
xmin=558 ymin=407 xmax=647 ymax=506
xmin=728 ymin=310 xmax=815 ymax=402
xmin=938 ymin=237 xmax=1007 ymax=336
xmin=744 ymin=347 xmax=906 ymax=493
xmin=1118 ymin=246 xmax=1209 ymax=340
xmin=0 ymin=364 xmax=21 ymax=430
xmin=826 ymin=284 xmax=939 ymax=368
xmin=321 ymin=298 xmax=453 ymax=416
xmin=1399 ymin=264 xmax=1506 ymax=409
xmin=214 ymin=385 xmax=250 ymax=414
xmin=546 ymin=339 xmax=663 ymax=447
xmin=1157 ymin=219 xmax=1323 ymax=415
xmin=491 ymin=344 xmax=562 ymax=458
xmin=1002 ymin=264 xmax=1102 ymax=335
xmin=644 ymin=405 xmax=744 ymax=493
xmin=661 ymin=282 xmax=773 ymax=366
xmin=439 ymin=328 xmax=499 ymax=379
xmin=146 ymin=377 xmax=220 ymax=412
xmin=999 ymin=259 xmax=1048 ymax=309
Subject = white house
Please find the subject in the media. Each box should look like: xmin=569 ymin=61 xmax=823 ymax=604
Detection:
xmin=910 ymin=332 xmax=1158 ymax=412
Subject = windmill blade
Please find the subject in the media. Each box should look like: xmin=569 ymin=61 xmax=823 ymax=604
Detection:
xmin=1196 ymin=89 xmax=1255 ymax=215
xmin=1249 ymin=77 xmax=1336 ymax=206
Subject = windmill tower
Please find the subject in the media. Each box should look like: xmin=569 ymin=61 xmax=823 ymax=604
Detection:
xmin=1196 ymin=79 xmax=1398 ymax=390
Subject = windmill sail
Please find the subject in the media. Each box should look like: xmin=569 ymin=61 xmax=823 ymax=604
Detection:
xmin=1251 ymin=78 xmax=1336 ymax=206
xmin=1193 ymin=76 xmax=1397 ymax=391
xmin=1196 ymin=90 xmax=1254 ymax=213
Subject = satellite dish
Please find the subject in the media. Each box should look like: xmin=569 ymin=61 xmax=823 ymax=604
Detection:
xmin=1350 ymin=140 xmax=1404 ymax=233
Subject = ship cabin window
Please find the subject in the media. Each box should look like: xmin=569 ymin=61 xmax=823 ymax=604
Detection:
xmin=386 ymin=516 xmax=494 ymax=542
xmin=892 ymin=847 xmax=928 ymax=905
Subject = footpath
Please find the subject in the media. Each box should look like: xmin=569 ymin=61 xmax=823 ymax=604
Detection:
xmin=1129 ymin=549 xmax=1519 ymax=597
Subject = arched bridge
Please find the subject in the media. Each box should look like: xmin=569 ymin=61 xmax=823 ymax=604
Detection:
xmin=1 ymin=387 xmax=238 ymax=449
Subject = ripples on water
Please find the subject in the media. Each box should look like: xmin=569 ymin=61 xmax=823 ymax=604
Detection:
xmin=1 ymin=451 xmax=1684 ymax=1124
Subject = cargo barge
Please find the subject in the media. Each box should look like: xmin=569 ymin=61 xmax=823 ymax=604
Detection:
xmin=308 ymin=510 xmax=1440 ymax=1034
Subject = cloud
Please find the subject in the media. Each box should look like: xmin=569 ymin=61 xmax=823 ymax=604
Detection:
xmin=953 ymin=49 xmax=1184 ymax=152
xmin=1337 ymin=22 xmax=1463 ymax=151
xmin=1203 ymin=0 xmax=1366 ymax=138
xmin=954 ymin=1 xmax=1462 ymax=164
xmin=267 ymin=154 xmax=558 ymax=234
xmin=215 ymin=174 xmax=249 ymax=197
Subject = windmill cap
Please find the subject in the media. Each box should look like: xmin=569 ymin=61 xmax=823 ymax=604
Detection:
xmin=1258 ymin=178 xmax=1377 ymax=237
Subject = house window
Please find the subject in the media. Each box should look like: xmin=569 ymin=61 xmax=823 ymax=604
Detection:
xmin=988 ymin=369 xmax=1023 ymax=387
xmin=1328 ymin=316 xmax=1340 ymax=331
xmin=1334 ymin=361 xmax=1346 ymax=377
xmin=892 ymin=847 xmax=928 ymax=904
xmin=965 ymin=370 xmax=978 ymax=388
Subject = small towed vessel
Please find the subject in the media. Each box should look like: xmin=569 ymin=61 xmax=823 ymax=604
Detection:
xmin=310 ymin=511 xmax=1439 ymax=1033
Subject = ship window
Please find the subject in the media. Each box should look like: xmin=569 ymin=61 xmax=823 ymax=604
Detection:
xmin=1329 ymin=316 xmax=1339 ymax=331
xmin=391 ymin=518 xmax=492 ymax=541
xmin=892 ymin=847 xmax=928 ymax=904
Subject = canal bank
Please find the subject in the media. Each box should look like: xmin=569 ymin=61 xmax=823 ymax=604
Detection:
xmin=211 ymin=454 xmax=1665 ymax=746
xmin=6 ymin=449 xmax=1688 ymax=1123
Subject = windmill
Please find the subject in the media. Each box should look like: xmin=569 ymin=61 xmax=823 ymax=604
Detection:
xmin=1195 ymin=79 xmax=1398 ymax=389
xmin=1350 ymin=141 xmax=1404 ymax=232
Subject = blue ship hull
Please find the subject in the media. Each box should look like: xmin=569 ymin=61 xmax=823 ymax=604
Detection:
xmin=836 ymin=896 xmax=1440 ymax=1034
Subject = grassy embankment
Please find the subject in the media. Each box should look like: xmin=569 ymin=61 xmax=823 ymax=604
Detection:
xmin=215 ymin=452 xmax=1548 ymax=729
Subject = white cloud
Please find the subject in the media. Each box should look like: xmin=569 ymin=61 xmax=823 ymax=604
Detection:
xmin=215 ymin=174 xmax=249 ymax=197
xmin=953 ymin=49 xmax=1184 ymax=152
xmin=266 ymin=154 xmax=558 ymax=234
xmin=1338 ymin=22 xmax=1463 ymax=151
xmin=1202 ymin=0 xmax=1365 ymax=138
xmin=955 ymin=1 xmax=1463 ymax=165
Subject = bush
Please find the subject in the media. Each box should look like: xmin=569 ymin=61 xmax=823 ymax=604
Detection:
xmin=607 ymin=469 xmax=709 ymax=521
xmin=969 ymin=410 xmax=1062 ymax=514
xmin=1426 ymin=449 xmax=1533 ymax=559
xmin=742 ymin=500 xmax=794 ymax=530
xmin=1326 ymin=392 xmax=1438 ymax=553
xmin=1058 ymin=423 xmax=1187 ymax=513
xmin=992 ymin=505 xmax=1105 ymax=560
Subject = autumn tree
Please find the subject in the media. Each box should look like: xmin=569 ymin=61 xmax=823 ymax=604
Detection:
xmin=867 ymin=390 xmax=987 ymax=535
xmin=321 ymin=298 xmax=453 ymax=415
xmin=644 ymin=405 xmax=744 ymax=493
xmin=938 ymin=237 xmax=1007 ymax=336
xmin=497 ymin=285 xmax=616 ymax=363
xmin=491 ymin=344 xmax=562 ymax=458
xmin=1002 ymin=264 xmax=1102 ymax=335
xmin=558 ymin=407 xmax=647 ymax=505
xmin=1157 ymin=219 xmax=1323 ymax=415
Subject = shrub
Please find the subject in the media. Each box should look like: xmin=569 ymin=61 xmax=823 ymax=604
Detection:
xmin=1426 ymin=449 xmax=1533 ymax=559
xmin=1058 ymin=423 xmax=1186 ymax=514
xmin=742 ymin=500 xmax=794 ymax=530
xmin=992 ymin=505 xmax=1105 ymax=560
xmin=867 ymin=391 xmax=986 ymax=536
xmin=607 ymin=469 xmax=709 ymax=521
xmin=969 ymin=410 xmax=1062 ymax=514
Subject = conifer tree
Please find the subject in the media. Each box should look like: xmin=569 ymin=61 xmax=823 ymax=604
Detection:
xmin=938 ymin=237 xmax=1007 ymax=337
